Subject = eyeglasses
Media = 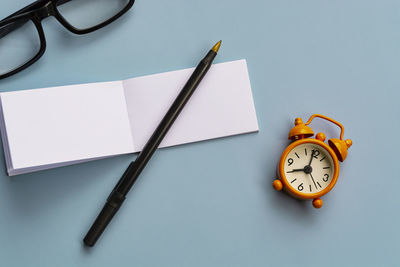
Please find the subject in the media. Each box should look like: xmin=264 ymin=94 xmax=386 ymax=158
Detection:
xmin=0 ymin=0 xmax=135 ymax=80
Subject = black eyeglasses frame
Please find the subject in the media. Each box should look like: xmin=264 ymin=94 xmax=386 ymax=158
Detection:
xmin=0 ymin=0 xmax=135 ymax=80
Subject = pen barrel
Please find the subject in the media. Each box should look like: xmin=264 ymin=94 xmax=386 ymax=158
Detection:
xmin=117 ymin=50 xmax=217 ymax=195
xmin=83 ymin=191 xmax=125 ymax=247
xmin=84 ymin=47 xmax=218 ymax=247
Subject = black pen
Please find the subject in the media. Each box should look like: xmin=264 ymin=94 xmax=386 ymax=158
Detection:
xmin=83 ymin=41 xmax=222 ymax=247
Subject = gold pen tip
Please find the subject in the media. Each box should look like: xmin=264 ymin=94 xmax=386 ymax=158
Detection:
xmin=211 ymin=40 xmax=222 ymax=53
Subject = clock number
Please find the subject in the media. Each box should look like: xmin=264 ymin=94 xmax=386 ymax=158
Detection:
xmin=297 ymin=183 xmax=304 ymax=191
xmin=313 ymin=150 xmax=320 ymax=159
xmin=323 ymin=174 xmax=329 ymax=182
xmin=287 ymin=158 xmax=294 ymax=166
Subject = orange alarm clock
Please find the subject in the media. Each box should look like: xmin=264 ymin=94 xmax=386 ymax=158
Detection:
xmin=273 ymin=114 xmax=352 ymax=208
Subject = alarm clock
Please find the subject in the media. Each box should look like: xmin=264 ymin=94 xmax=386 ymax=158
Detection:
xmin=272 ymin=114 xmax=352 ymax=208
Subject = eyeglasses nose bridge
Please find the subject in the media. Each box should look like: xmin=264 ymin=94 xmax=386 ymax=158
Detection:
xmin=33 ymin=1 xmax=56 ymax=22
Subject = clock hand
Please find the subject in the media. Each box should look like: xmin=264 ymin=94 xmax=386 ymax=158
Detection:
xmin=309 ymin=173 xmax=318 ymax=190
xmin=308 ymin=150 xmax=315 ymax=166
xmin=286 ymin=168 xmax=305 ymax=173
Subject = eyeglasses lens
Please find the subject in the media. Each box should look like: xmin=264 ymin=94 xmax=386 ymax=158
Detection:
xmin=0 ymin=19 xmax=41 ymax=76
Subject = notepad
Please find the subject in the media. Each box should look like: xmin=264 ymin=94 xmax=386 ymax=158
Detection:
xmin=0 ymin=59 xmax=258 ymax=176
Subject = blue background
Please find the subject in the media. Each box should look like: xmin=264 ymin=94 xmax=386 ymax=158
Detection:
xmin=1 ymin=1 xmax=399 ymax=266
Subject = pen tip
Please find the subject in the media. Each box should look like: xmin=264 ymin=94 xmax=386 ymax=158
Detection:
xmin=211 ymin=40 xmax=222 ymax=53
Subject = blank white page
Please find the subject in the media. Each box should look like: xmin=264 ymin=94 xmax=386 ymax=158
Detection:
xmin=123 ymin=59 xmax=259 ymax=151
xmin=0 ymin=81 xmax=134 ymax=170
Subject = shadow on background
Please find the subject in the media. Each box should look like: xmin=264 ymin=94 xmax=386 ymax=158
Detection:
xmin=0 ymin=139 xmax=133 ymax=223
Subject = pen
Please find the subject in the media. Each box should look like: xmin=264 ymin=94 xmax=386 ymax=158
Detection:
xmin=83 ymin=40 xmax=222 ymax=246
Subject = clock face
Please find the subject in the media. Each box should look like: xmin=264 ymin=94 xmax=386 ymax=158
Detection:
xmin=283 ymin=142 xmax=336 ymax=195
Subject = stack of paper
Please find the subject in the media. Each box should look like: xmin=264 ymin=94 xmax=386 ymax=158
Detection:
xmin=0 ymin=60 xmax=259 ymax=176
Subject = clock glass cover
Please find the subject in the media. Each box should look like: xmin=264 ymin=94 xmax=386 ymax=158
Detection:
xmin=283 ymin=143 xmax=335 ymax=194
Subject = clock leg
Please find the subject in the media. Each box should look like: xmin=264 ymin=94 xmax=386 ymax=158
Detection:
xmin=272 ymin=179 xmax=283 ymax=191
xmin=312 ymin=198 xmax=323 ymax=209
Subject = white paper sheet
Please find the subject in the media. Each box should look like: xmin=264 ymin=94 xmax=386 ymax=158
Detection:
xmin=0 ymin=81 xmax=134 ymax=173
xmin=123 ymin=60 xmax=259 ymax=151
xmin=0 ymin=59 xmax=258 ymax=176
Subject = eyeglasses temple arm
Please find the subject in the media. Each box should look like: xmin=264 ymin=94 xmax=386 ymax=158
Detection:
xmin=1 ymin=0 xmax=47 ymax=23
